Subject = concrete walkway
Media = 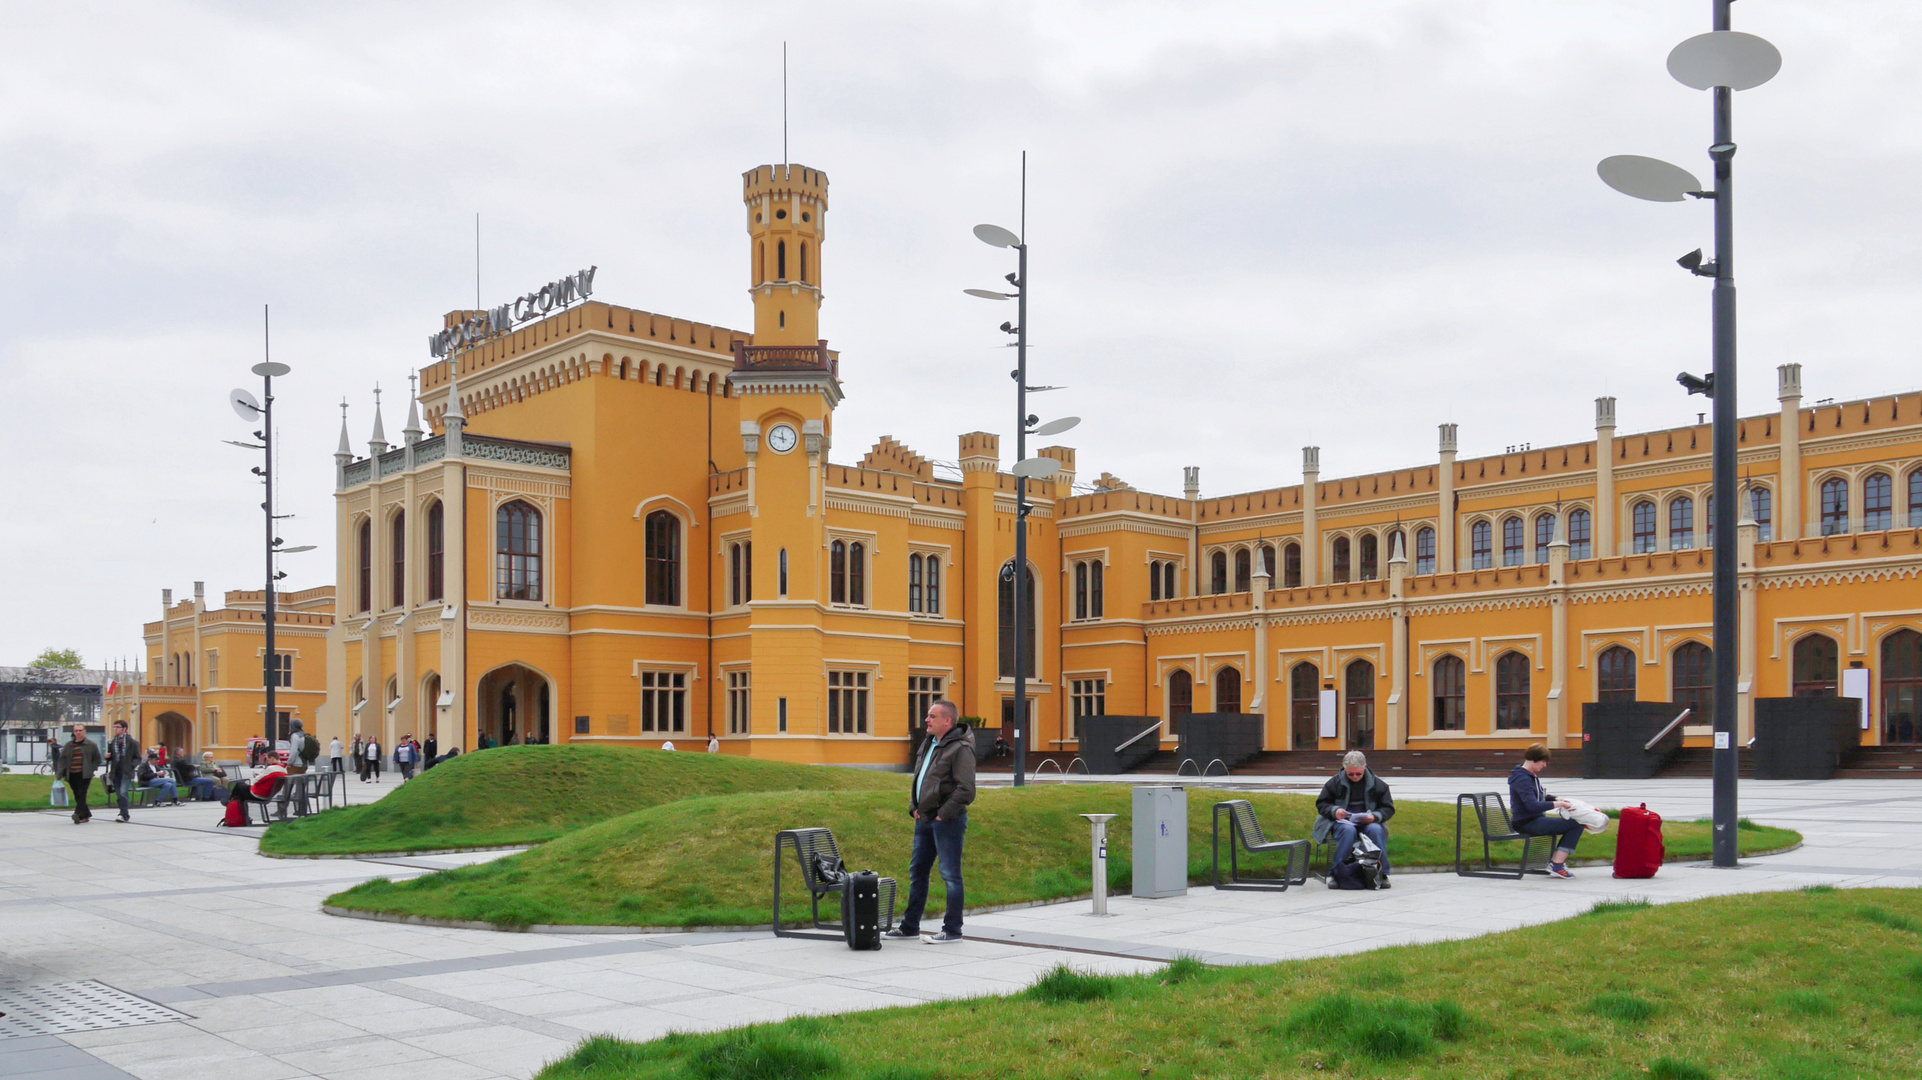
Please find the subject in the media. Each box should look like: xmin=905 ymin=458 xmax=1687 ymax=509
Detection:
xmin=2 ymin=771 xmax=1917 ymax=1080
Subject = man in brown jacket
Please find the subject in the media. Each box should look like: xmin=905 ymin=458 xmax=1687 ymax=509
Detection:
xmin=886 ymin=699 xmax=976 ymax=944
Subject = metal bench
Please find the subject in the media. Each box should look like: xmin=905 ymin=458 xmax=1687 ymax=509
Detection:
xmin=1455 ymin=792 xmax=1556 ymax=879
xmin=772 ymin=827 xmax=898 ymax=941
xmin=1211 ymin=800 xmax=1312 ymax=891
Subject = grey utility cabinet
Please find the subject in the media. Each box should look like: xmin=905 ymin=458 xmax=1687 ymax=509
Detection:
xmin=1132 ymin=785 xmax=1189 ymax=899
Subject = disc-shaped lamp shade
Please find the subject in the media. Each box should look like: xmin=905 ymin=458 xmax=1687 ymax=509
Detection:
xmin=230 ymin=388 xmax=262 ymax=420
xmin=1597 ymin=155 xmax=1702 ymax=203
xmin=963 ymin=288 xmax=1011 ymax=300
xmin=276 ymin=544 xmax=317 ymax=554
xmin=1029 ymin=415 xmax=1081 ymax=437
xmin=1012 ymin=457 xmax=1060 ymax=480
xmin=1668 ymin=31 xmax=1781 ymax=91
xmin=252 ymin=360 xmax=292 ymax=377
xmin=973 ymin=223 xmax=1022 ymax=248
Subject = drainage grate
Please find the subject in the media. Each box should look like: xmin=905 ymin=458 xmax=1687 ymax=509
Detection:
xmin=0 ymin=981 xmax=191 ymax=1039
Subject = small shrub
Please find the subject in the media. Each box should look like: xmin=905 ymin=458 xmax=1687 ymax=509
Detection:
xmin=1026 ymin=964 xmax=1118 ymax=1004
xmin=1778 ymin=990 xmax=1834 ymax=1016
xmin=690 ymin=1029 xmax=842 ymax=1080
xmin=1649 ymin=1056 xmax=1713 ymax=1080
xmin=1161 ymin=955 xmax=1210 ymax=985
xmin=1583 ymin=898 xmax=1652 ymax=918
xmin=1589 ymin=992 xmax=1658 ymax=1025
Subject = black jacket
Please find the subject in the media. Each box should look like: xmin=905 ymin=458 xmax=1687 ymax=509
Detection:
xmin=910 ymin=725 xmax=977 ymax=822
xmin=1313 ymin=769 xmax=1396 ymax=843
xmin=105 ymin=733 xmax=142 ymax=782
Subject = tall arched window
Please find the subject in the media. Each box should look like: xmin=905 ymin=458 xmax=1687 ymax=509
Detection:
xmin=1283 ymin=542 xmax=1302 ymax=588
xmin=830 ymin=540 xmax=848 ymax=604
xmin=1864 ymin=472 xmax=1893 ymax=531
xmin=1820 ymin=477 xmax=1849 ymax=535
xmin=1345 ymin=660 xmax=1375 ymax=748
xmin=1495 ymin=652 xmax=1531 ymax=729
xmin=1672 ymin=642 xmax=1713 ymax=727
xmin=1149 ymin=560 xmax=1164 ymax=601
xmin=1331 ymin=536 xmax=1351 ymax=582
xmin=925 ymin=556 xmax=941 ymax=615
xmin=1358 ymin=533 xmax=1379 ymax=580
xmin=1750 ymin=486 xmax=1773 ymax=541
xmin=1260 ymin=543 xmax=1276 ymax=583
xmin=1074 ymin=562 xmax=1088 ymax=619
xmin=356 ymin=518 xmax=372 ymax=613
xmin=1432 ymin=654 xmax=1466 ymax=731
xmin=390 ymin=511 xmax=406 ymax=608
xmin=848 ymin=542 xmax=866 ymax=606
xmin=1291 ymin=662 xmax=1320 ymax=748
xmin=997 ymin=560 xmax=1035 ymax=678
xmin=1233 ymin=549 xmax=1251 ymax=593
xmin=495 ymin=500 xmax=542 ymax=601
xmin=1501 ymin=517 xmax=1524 ymax=567
xmin=799 ymin=241 xmax=809 ymax=284
xmin=1215 ymin=666 xmax=1242 ymax=714
xmin=1910 ymin=470 xmax=1922 ymax=528
xmin=1210 ymin=550 xmax=1228 ymax=594
xmin=1598 ymin=645 xmax=1637 ymax=703
xmin=909 ymin=554 xmax=924 ymax=613
xmin=1470 ymin=520 xmax=1492 ymax=569
xmin=1792 ymin=633 xmax=1838 ymax=697
xmin=1534 ymin=513 xmax=1555 ymax=563
xmin=1669 ymin=496 xmax=1695 ymax=550
xmin=1415 ymin=527 xmax=1436 ymax=575
xmin=426 ymin=501 xmax=444 ymax=602
xmin=1167 ymin=669 xmax=1192 ymax=735
xmin=1089 ymin=560 xmax=1103 ymax=618
xmin=1568 ymin=508 xmax=1592 ymax=560
xmin=1705 ymin=493 xmax=1715 ymax=548
xmin=776 ymin=239 xmax=787 ymax=280
xmin=1632 ymin=501 xmax=1658 ymax=553
xmin=644 ymin=510 xmax=680 ymax=606
xmin=1882 ymin=629 xmax=1921 ymax=744
xmin=1161 ymin=560 xmax=1175 ymax=599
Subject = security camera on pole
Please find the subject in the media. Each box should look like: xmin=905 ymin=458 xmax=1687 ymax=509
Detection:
xmin=1597 ymin=2 xmax=1780 ymax=868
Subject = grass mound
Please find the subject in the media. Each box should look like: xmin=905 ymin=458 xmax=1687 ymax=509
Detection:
xmin=262 ymin=745 xmax=901 ymax=855
xmin=534 ymin=887 xmax=1922 ymax=1080
xmin=326 ymin=783 xmax=1799 ymax=928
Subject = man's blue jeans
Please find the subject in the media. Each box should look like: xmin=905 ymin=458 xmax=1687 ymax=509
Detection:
xmin=1330 ymin=818 xmax=1390 ymax=877
xmin=115 ymin=775 xmax=133 ymax=816
xmin=144 ymin=778 xmax=178 ymax=803
xmin=900 ymin=813 xmax=967 ymax=935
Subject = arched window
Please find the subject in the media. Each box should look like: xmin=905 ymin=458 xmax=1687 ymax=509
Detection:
xmin=1672 ymin=642 xmax=1714 ymax=727
xmin=909 ymin=554 xmax=924 ymax=613
xmin=495 ymin=501 xmax=542 ymax=601
xmin=997 ymin=560 xmax=1036 ymax=678
xmin=1162 ymin=560 xmax=1176 ymax=599
xmin=1215 ymin=666 xmax=1242 ymax=714
xmin=1283 ymin=542 xmax=1302 ymax=588
xmin=777 ymin=239 xmax=787 ymax=280
xmin=390 ymin=511 xmax=406 ymax=608
xmin=848 ymin=542 xmax=866 ymax=606
xmin=1210 ymin=550 xmax=1228 ymax=594
xmin=1074 ymin=562 xmax=1088 ymax=619
xmin=830 ymin=540 xmax=847 ymax=604
xmin=1598 ymin=645 xmax=1636 ymax=703
xmin=426 ymin=501 xmax=444 ymax=602
xmin=1226 ymin=549 xmax=1246 ymax=593
xmin=1500 ymin=516 xmax=1524 ymax=567
xmin=1792 ymin=633 xmax=1838 ymax=697
xmin=1820 ymin=477 xmax=1849 ymax=535
xmin=356 ymin=518 xmax=372 ymax=613
xmin=733 ymin=541 xmax=754 ymax=607
xmin=644 ymin=510 xmax=680 ymax=606
xmin=1345 ymin=660 xmax=1375 ymax=749
xmin=1432 ymin=654 xmax=1466 ymax=731
xmin=1535 ymin=513 xmax=1555 ymax=563
xmin=925 ymin=556 xmax=941 ymax=615
xmin=1332 ymin=536 xmax=1351 ymax=583
xmin=1669 ymin=496 xmax=1695 ymax=550
xmin=1864 ymin=472 xmax=1893 ymax=531
xmin=1567 ymin=508 xmax=1592 ymax=560
xmin=1632 ymin=501 xmax=1658 ymax=553
xmin=799 ymin=241 xmax=809 ymax=284
xmin=1149 ymin=560 xmax=1164 ymax=602
xmin=1415 ymin=527 xmax=1436 ymax=575
xmin=1705 ymin=493 xmax=1715 ymax=548
xmin=1358 ymin=533 xmax=1379 ymax=581
xmin=1291 ymin=662 xmax=1320 ymax=748
xmin=1910 ymin=470 xmax=1922 ymax=528
xmin=1750 ymin=486 xmax=1773 ymax=541
xmin=1089 ymin=560 xmax=1103 ymax=618
xmin=779 ymin=547 xmax=789 ymax=597
xmin=1167 ymin=669 xmax=1192 ymax=735
xmin=1470 ymin=520 xmax=1492 ymax=570
xmin=1882 ymin=629 xmax=1921 ymax=744
xmin=1495 ymin=652 xmax=1530 ymax=730
xmin=1260 ymin=543 xmax=1276 ymax=583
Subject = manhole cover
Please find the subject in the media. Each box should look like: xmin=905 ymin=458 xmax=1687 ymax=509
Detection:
xmin=0 ymin=981 xmax=190 ymax=1039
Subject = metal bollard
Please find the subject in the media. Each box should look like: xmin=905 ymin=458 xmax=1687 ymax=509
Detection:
xmin=1080 ymin=813 xmax=1117 ymax=915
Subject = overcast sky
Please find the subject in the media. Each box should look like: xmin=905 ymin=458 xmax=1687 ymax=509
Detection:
xmin=3 ymin=1 xmax=1917 ymax=668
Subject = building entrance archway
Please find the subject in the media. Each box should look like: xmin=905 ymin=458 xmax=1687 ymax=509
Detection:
xmin=475 ymin=664 xmax=554 ymax=748
xmin=153 ymin=711 xmax=193 ymax=757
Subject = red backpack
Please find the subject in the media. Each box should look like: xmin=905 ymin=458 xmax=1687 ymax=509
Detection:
xmin=221 ymin=796 xmax=249 ymax=828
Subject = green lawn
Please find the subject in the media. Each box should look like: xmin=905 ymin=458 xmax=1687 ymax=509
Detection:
xmin=1 ymin=772 xmax=60 ymax=811
xmin=325 ymin=784 xmax=1799 ymax=929
xmin=533 ymin=886 xmax=1922 ymax=1080
xmin=262 ymin=745 xmax=903 ymax=855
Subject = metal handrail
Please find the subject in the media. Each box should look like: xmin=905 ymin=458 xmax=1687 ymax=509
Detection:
xmin=1115 ymin=721 xmax=1165 ymax=754
xmin=1643 ymin=708 xmax=1693 ymax=751
xmin=1176 ymin=758 xmax=1201 ymax=776
xmin=1066 ymin=757 xmax=1089 ymax=775
xmin=1203 ymin=758 xmax=1230 ymax=777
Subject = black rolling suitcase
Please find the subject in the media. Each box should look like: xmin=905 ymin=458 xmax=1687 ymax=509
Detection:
xmin=842 ymin=870 xmax=883 ymax=950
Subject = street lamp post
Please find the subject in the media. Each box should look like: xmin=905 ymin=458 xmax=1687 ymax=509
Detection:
xmin=1598 ymin=2 xmax=1779 ymax=868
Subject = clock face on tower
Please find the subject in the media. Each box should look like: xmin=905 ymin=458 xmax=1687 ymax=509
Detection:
xmin=766 ymin=423 xmax=799 ymax=454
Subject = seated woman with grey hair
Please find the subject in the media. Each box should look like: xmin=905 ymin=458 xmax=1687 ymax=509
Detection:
xmin=1313 ymin=751 xmax=1397 ymax=887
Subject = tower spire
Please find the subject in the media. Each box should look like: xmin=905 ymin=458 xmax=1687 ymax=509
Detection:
xmin=403 ymin=371 xmax=423 ymax=446
xmin=368 ymin=384 xmax=388 ymax=458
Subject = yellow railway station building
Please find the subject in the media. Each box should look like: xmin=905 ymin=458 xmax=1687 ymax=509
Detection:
xmin=311 ymin=160 xmax=1922 ymax=767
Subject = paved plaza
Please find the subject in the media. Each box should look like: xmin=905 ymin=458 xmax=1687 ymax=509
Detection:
xmin=3 ymin=772 xmax=1919 ymax=1079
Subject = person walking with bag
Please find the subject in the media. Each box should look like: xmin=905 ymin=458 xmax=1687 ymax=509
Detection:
xmin=1510 ymin=743 xmax=1586 ymax=879
xmin=55 ymin=724 xmax=101 ymax=824
xmin=885 ymin=700 xmax=975 ymax=945
xmin=104 ymin=719 xmax=141 ymax=823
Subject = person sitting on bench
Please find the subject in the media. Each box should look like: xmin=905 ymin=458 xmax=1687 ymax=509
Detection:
xmin=1510 ymin=743 xmax=1584 ymax=879
xmin=225 ymin=762 xmax=289 ymax=817
xmin=1315 ymin=751 xmax=1397 ymax=888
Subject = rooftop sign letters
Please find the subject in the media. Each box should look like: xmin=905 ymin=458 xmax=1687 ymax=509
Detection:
xmin=428 ymin=266 xmax=598 ymax=357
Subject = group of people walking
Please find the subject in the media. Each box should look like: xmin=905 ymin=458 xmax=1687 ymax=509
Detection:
xmin=53 ymin=720 xmax=228 ymax=824
xmin=340 ymin=733 xmax=439 ymax=782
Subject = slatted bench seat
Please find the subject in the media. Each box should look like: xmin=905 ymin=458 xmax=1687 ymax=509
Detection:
xmin=772 ymin=827 xmax=899 ymax=940
xmin=1455 ymin=792 xmax=1555 ymax=879
xmin=1211 ymin=800 xmax=1312 ymax=891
